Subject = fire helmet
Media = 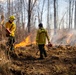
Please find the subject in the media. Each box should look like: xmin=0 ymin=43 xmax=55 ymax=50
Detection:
xmin=9 ymin=15 xmax=15 ymax=20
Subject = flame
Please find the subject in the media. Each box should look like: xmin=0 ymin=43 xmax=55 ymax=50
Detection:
xmin=15 ymin=35 xmax=31 ymax=48
xmin=15 ymin=35 xmax=36 ymax=48
xmin=66 ymin=33 xmax=73 ymax=44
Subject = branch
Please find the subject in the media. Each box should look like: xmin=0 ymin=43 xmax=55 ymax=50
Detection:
xmin=31 ymin=0 xmax=37 ymax=11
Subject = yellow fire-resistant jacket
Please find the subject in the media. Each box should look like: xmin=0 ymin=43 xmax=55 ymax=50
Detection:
xmin=36 ymin=28 xmax=50 ymax=44
xmin=5 ymin=21 xmax=16 ymax=37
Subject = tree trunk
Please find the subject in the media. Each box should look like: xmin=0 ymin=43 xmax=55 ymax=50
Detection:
xmin=54 ymin=0 xmax=57 ymax=33
xmin=47 ymin=0 xmax=50 ymax=35
xmin=69 ymin=0 xmax=71 ymax=29
xmin=7 ymin=0 xmax=11 ymax=17
xmin=28 ymin=0 xmax=31 ymax=33
xmin=74 ymin=1 xmax=76 ymax=29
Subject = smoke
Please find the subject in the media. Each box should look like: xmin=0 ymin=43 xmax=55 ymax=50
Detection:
xmin=50 ymin=29 xmax=76 ymax=46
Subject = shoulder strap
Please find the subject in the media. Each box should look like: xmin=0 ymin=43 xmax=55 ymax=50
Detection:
xmin=10 ymin=24 xmax=13 ymax=30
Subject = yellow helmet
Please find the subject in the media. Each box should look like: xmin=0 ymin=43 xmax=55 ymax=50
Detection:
xmin=9 ymin=15 xmax=15 ymax=20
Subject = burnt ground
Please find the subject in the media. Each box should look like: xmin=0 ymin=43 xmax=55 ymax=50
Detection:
xmin=0 ymin=44 xmax=76 ymax=75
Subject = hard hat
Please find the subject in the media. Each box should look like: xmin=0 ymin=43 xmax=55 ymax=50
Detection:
xmin=9 ymin=15 xmax=15 ymax=20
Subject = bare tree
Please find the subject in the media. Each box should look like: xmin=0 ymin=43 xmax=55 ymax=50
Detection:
xmin=37 ymin=0 xmax=46 ymax=23
xmin=74 ymin=1 xmax=76 ymax=29
xmin=69 ymin=0 xmax=71 ymax=29
xmin=7 ymin=0 xmax=11 ymax=17
xmin=47 ymin=0 xmax=50 ymax=35
xmin=71 ymin=0 xmax=74 ymax=29
xmin=28 ymin=0 xmax=31 ymax=33
xmin=27 ymin=0 xmax=38 ymax=33
xmin=54 ymin=0 xmax=57 ymax=33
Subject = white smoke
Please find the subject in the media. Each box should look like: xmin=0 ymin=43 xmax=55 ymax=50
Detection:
xmin=50 ymin=29 xmax=76 ymax=46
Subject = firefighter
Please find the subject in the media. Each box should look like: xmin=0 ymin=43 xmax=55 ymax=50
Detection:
xmin=5 ymin=15 xmax=16 ymax=51
xmin=36 ymin=23 xmax=50 ymax=59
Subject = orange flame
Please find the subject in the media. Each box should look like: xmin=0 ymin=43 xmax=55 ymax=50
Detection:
xmin=66 ymin=33 xmax=73 ymax=44
xmin=15 ymin=35 xmax=31 ymax=48
xmin=15 ymin=35 xmax=36 ymax=48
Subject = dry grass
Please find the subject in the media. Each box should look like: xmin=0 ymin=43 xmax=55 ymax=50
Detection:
xmin=0 ymin=43 xmax=76 ymax=75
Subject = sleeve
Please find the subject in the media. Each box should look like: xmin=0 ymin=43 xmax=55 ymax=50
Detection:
xmin=5 ymin=22 xmax=10 ymax=33
xmin=36 ymin=30 xmax=39 ymax=43
xmin=45 ymin=30 xmax=50 ymax=42
xmin=5 ymin=22 xmax=9 ymax=28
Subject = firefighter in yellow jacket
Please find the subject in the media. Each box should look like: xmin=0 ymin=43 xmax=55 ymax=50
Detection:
xmin=36 ymin=23 xmax=50 ymax=59
xmin=5 ymin=15 xmax=16 ymax=51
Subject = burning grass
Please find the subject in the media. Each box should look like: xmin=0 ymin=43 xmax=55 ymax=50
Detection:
xmin=15 ymin=34 xmax=36 ymax=48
